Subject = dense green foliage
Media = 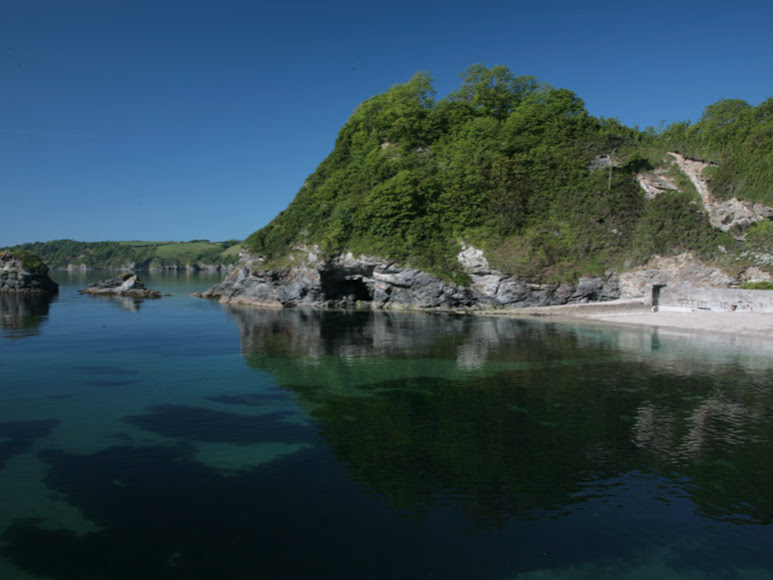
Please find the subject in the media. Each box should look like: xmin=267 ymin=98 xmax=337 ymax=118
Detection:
xmin=662 ymin=97 xmax=773 ymax=204
xmin=2 ymin=250 xmax=47 ymax=272
xmin=4 ymin=240 xmax=241 ymax=270
xmin=740 ymin=281 xmax=773 ymax=290
xmin=241 ymin=65 xmax=772 ymax=281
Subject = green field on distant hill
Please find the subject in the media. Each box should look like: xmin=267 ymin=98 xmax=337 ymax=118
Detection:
xmin=3 ymin=239 xmax=242 ymax=269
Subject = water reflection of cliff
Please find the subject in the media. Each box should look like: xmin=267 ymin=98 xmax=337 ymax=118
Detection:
xmin=82 ymin=294 xmax=145 ymax=312
xmin=0 ymin=293 xmax=55 ymax=339
xmin=227 ymin=307 xmax=773 ymax=527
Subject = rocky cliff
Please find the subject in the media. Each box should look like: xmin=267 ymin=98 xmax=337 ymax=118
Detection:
xmin=668 ymin=153 xmax=773 ymax=237
xmin=199 ymin=246 xmax=620 ymax=310
xmin=0 ymin=251 xmax=59 ymax=295
xmin=200 ymin=244 xmax=773 ymax=312
xmin=637 ymin=153 xmax=773 ymax=238
xmin=202 ymin=152 xmax=773 ymax=312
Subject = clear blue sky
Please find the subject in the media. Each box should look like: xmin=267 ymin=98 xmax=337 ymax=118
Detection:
xmin=2 ymin=0 xmax=772 ymax=247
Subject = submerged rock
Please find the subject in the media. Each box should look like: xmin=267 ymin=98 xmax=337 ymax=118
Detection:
xmin=0 ymin=251 xmax=59 ymax=295
xmin=80 ymin=274 xmax=162 ymax=298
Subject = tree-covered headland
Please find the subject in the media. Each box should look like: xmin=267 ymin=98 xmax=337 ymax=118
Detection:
xmin=246 ymin=65 xmax=773 ymax=283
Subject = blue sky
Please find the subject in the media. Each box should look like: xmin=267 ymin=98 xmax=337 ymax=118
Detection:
xmin=2 ymin=0 xmax=772 ymax=247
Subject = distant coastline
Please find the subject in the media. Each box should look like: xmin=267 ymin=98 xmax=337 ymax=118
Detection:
xmin=56 ymin=262 xmax=236 ymax=273
xmin=3 ymin=239 xmax=242 ymax=272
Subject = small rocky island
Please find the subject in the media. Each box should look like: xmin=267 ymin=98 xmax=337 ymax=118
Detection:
xmin=80 ymin=273 xmax=162 ymax=298
xmin=0 ymin=251 xmax=59 ymax=295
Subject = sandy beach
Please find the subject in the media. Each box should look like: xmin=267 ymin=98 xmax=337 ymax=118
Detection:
xmin=482 ymin=300 xmax=773 ymax=341
xmin=578 ymin=309 xmax=773 ymax=340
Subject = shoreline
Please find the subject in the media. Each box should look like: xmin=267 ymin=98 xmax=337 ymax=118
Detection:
xmin=579 ymin=309 xmax=773 ymax=341
xmin=479 ymin=299 xmax=773 ymax=342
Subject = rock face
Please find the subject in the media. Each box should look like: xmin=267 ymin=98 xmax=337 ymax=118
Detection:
xmin=80 ymin=274 xmax=162 ymax=298
xmin=0 ymin=251 xmax=59 ymax=295
xmin=201 ymin=149 xmax=773 ymax=311
xmin=668 ymin=152 xmax=773 ymax=237
xmin=636 ymin=153 xmax=773 ymax=238
xmin=636 ymin=166 xmax=679 ymax=200
xmin=618 ymin=253 xmax=737 ymax=299
xmin=200 ymin=246 xmax=766 ymax=311
xmin=198 ymin=246 xmax=620 ymax=310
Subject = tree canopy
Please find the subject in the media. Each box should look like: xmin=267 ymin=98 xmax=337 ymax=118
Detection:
xmin=245 ymin=65 xmax=770 ymax=282
xmin=661 ymin=97 xmax=773 ymax=204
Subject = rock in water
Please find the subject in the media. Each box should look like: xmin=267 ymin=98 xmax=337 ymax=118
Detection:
xmin=79 ymin=274 xmax=162 ymax=298
xmin=0 ymin=251 xmax=59 ymax=295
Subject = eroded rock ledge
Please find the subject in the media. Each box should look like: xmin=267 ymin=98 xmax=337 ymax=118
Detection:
xmin=198 ymin=247 xmax=619 ymax=310
xmin=0 ymin=251 xmax=59 ymax=295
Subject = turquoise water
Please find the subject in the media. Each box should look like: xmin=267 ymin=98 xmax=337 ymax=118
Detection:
xmin=2 ymin=272 xmax=773 ymax=578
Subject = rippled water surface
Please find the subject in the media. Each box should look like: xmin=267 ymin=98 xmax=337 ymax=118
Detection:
xmin=2 ymin=272 xmax=773 ymax=579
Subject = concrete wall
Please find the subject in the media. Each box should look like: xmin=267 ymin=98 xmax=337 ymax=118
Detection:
xmin=659 ymin=286 xmax=773 ymax=313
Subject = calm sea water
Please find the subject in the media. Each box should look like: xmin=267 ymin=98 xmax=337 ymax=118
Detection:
xmin=2 ymin=271 xmax=773 ymax=579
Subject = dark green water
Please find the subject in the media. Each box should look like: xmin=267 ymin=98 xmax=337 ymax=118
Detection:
xmin=2 ymin=272 xmax=773 ymax=579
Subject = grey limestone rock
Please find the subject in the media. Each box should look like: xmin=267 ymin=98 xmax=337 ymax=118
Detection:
xmin=0 ymin=251 xmax=59 ymax=295
xmin=198 ymin=246 xmax=621 ymax=311
xmin=79 ymin=274 xmax=162 ymax=298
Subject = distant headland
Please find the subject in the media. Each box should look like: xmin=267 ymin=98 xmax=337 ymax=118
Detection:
xmin=1 ymin=239 xmax=241 ymax=272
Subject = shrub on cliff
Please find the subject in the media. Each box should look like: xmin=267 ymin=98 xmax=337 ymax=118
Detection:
xmin=2 ymin=250 xmax=47 ymax=272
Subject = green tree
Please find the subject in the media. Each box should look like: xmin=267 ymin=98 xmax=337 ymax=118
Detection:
xmin=350 ymin=72 xmax=436 ymax=148
xmin=452 ymin=64 xmax=539 ymax=120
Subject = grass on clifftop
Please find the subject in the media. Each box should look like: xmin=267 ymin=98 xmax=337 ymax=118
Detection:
xmin=1 ymin=250 xmax=47 ymax=271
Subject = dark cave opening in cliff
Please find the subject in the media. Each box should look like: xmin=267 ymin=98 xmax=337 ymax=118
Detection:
xmin=320 ymin=271 xmax=373 ymax=303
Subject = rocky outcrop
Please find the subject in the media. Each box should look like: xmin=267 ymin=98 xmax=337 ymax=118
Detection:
xmin=458 ymin=244 xmax=619 ymax=307
xmin=198 ymin=246 xmax=620 ymax=310
xmin=668 ymin=152 xmax=773 ymax=236
xmin=636 ymin=166 xmax=679 ymax=200
xmin=79 ymin=274 xmax=162 ymax=298
xmin=0 ymin=251 xmax=59 ymax=295
xmin=636 ymin=153 xmax=773 ymax=238
xmin=618 ymin=253 xmax=737 ymax=299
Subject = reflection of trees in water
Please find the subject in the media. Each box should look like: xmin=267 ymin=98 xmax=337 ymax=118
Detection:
xmin=631 ymin=377 xmax=773 ymax=524
xmin=81 ymin=294 xmax=144 ymax=312
xmin=230 ymin=307 xmax=483 ymax=361
xmin=227 ymin=306 xmax=610 ymax=371
xmin=0 ymin=293 xmax=55 ymax=339
xmin=228 ymin=308 xmax=773 ymax=527
xmin=634 ymin=394 xmax=764 ymax=463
